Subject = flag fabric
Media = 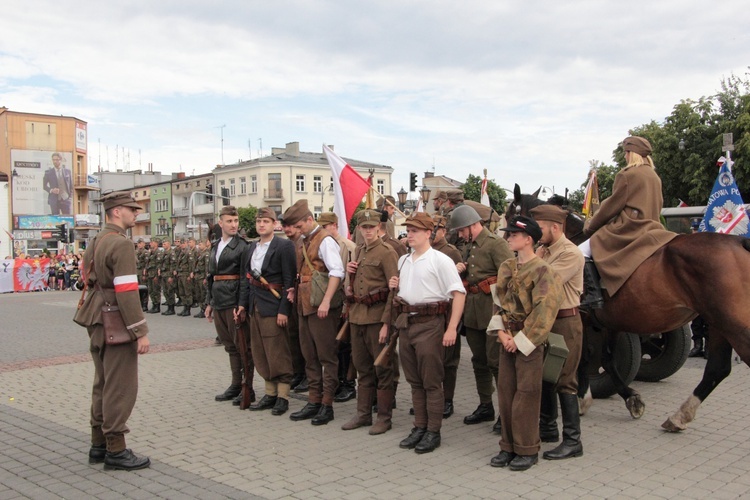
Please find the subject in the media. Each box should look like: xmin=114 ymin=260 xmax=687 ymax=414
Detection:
xmin=480 ymin=176 xmax=490 ymax=207
xmin=699 ymin=159 xmax=750 ymax=236
xmin=581 ymin=169 xmax=600 ymax=218
xmin=677 ymin=199 xmax=688 ymax=207
xmin=323 ymin=144 xmax=372 ymax=239
xmin=365 ymin=171 xmax=376 ymax=209
xmin=416 ymin=199 xmax=424 ymax=213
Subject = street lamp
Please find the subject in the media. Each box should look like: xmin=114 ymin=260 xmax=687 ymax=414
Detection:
xmin=678 ymin=139 xmax=686 ymax=151
xmin=420 ymin=186 xmax=431 ymax=212
xmin=158 ymin=215 xmax=177 ymax=240
xmin=397 ymin=187 xmax=407 ymax=211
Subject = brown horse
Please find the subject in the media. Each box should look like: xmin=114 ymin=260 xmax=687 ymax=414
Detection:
xmin=507 ymin=184 xmax=750 ymax=431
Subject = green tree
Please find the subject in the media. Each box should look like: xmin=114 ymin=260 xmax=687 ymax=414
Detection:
xmin=348 ymin=201 xmax=367 ymax=238
xmin=238 ymin=206 xmax=258 ymax=239
xmin=462 ymin=173 xmax=508 ymax=213
xmin=567 ymin=160 xmax=620 ymax=212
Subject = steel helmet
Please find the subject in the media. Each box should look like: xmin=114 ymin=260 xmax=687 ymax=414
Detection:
xmin=449 ymin=204 xmax=482 ymax=230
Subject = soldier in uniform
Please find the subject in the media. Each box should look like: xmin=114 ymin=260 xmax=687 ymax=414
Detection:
xmin=145 ymin=238 xmax=162 ymax=314
xmin=193 ymin=238 xmax=209 ymax=318
xmin=159 ymin=239 xmax=177 ymax=316
xmin=282 ymin=216 xmax=307 ymax=393
xmin=432 ymin=191 xmax=447 ymax=213
xmin=73 ymin=191 xmax=150 ymax=471
xmin=450 ymin=205 xmax=513 ymax=433
xmin=242 ymin=208 xmax=297 ymax=416
xmin=135 ymin=239 xmax=148 ymax=312
xmin=376 ymin=195 xmax=397 ymax=239
xmin=173 ymin=237 xmax=183 ymax=307
xmin=488 ymin=215 xmax=562 ymax=471
xmin=530 ymin=204 xmax=585 ymax=460
xmin=442 ymin=189 xmax=465 ymax=245
xmin=206 ymin=206 xmax=253 ymax=404
xmin=285 ymin=200 xmax=345 ymax=426
xmin=379 ymin=212 xmax=407 ymax=258
xmin=176 ymin=239 xmax=196 ymax=316
xmin=431 ymin=215 xmax=463 ymax=418
xmin=341 ymin=209 xmax=399 ymax=434
xmin=390 ymin=212 xmax=465 ymax=454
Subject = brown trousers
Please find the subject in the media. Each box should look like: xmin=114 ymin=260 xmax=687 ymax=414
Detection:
xmin=351 ymin=322 xmax=394 ymax=391
xmin=399 ymin=315 xmax=445 ymax=433
xmin=299 ymin=307 xmax=342 ymax=406
xmin=465 ymin=326 xmax=500 ymax=404
xmin=553 ymin=315 xmax=583 ymax=395
xmin=214 ymin=307 xmax=253 ymax=386
xmin=287 ymin=306 xmax=305 ymax=375
xmin=89 ymin=324 xmax=139 ymax=437
xmin=249 ymin=309 xmax=293 ymax=384
xmin=498 ymin=344 xmax=544 ymax=456
xmin=442 ymin=334 xmax=461 ymax=400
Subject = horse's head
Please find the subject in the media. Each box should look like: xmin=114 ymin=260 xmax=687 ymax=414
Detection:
xmin=504 ymin=183 xmax=587 ymax=244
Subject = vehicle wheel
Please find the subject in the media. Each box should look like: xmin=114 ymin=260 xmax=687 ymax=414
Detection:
xmin=587 ymin=331 xmax=642 ymax=399
xmin=635 ymin=324 xmax=691 ymax=382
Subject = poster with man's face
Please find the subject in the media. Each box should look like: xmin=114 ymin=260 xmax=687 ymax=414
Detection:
xmin=11 ymin=150 xmax=73 ymax=216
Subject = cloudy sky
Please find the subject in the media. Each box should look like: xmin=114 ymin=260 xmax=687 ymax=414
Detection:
xmin=2 ymin=1 xmax=749 ymax=201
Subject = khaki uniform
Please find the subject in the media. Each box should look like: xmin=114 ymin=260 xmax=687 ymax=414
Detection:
xmin=493 ymin=256 xmax=562 ymax=456
xmin=193 ymin=247 xmax=209 ymax=308
xmin=381 ymin=233 xmax=407 ymax=258
xmin=136 ymin=247 xmax=147 ymax=285
xmin=145 ymin=248 xmax=162 ymax=307
xmin=160 ymin=247 xmax=177 ymax=306
xmin=73 ymin=224 xmax=149 ymax=449
xmin=177 ymin=247 xmax=196 ymax=306
xmin=462 ymin=228 xmax=513 ymax=404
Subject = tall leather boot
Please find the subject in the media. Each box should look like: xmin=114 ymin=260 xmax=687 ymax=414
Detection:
xmin=543 ymin=393 xmax=583 ymax=460
xmin=539 ymin=382 xmax=559 ymax=442
xmin=688 ymin=338 xmax=704 ymax=358
xmin=341 ymin=386 xmax=374 ymax=430
xmin=580 ymin=257 xmax=604 ymax=311
xmin=178 ymin=305 xmax=192 ymax=317
xmin=162 ymin=305 xmax=175 ymax=316
xmin=370 ymin=388 xmax=395 ymax=435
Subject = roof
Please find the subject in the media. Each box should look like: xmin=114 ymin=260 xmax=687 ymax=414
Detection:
xmin=213 ymin=150 xmax=393 ymax=173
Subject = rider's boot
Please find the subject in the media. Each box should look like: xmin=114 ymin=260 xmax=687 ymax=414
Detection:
xmin=580 ymin=258 xmax=604 ymax=311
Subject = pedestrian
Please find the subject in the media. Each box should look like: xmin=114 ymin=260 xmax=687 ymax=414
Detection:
xmin=341 ymin=209 xmax=399 ymax=434
xmin=488 ymin=215 xmax=562 ymax=471
xmin=391 ymin=212 xmax=465 ymax=454
xmin=73 ymin=191 xmax=150 ymax=471
xmin=530 ymin=204 xmax=585 ymax=460
xmin=285 ymin=200 xmax=346 ymax=426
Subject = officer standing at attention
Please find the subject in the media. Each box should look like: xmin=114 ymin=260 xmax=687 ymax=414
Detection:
xmin=193 ymin=238 xmax=210 ymax=318
xmin=145 ymin=238 xmax=162 ymax=314
xmin=488 ymin=216 xmax=562 ymax=471
xmin=390 ymin=213 xmax=465 ymax=454
xmin=159 ymin=239 xmax=177 ymax=316
xmin=450 ymin=205 xmax=513 ymax=433
xmin=74 ymin=191 xmax=151 ymax=471
xmin=176 ymin=238 xmax=196 ymax=316
xmin=530 ymin=204 xmax=585 ymax=460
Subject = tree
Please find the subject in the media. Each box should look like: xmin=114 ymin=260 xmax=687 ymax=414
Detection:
xmin=348 ymin=201 xmax=367 ymax=238
xmin=567 ymin=160 xmax=620 ymax=212
xmin=462 ymin=174 xmax=508 ymax=213
xmin=237 ymin=206 xmax=258 ymax=239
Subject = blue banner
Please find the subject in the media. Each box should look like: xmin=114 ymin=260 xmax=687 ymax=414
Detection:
xmin=699 ymin=160 xmax=750 ymax=236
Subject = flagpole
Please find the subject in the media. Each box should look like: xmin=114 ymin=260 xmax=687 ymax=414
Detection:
xmin=369 ymin=186 xmax=408 ymax=218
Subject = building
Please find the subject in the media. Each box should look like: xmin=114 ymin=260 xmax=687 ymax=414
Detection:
xmin=0 ymin=107 xmax=93 ymax=256
xmin=421 ymin=171 xmax=462 ymax=213
xmin=213 ymin=142 xmax=393 ymax=220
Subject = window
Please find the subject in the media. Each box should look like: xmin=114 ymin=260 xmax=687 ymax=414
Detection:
xmin=313 ymin=175 xmax=322 ymax=194
xmin=229 ymin=178 xmax=236 ymax=196
xmin=329 ymin=176 xmax=334 ymax=191
xmin=251 ymin=175 xmax=257 ymax=194
xmin=154 ymin=199 xmax=168 ymax=212
xmin=240 ymin=177 xmax=247 ymax=195
xmin=267 ymin=174 xmax=282 ymax=198
xmin=296 ymin=174 xmax=306 ymax=193
xmin=269 ymin=205 xmax=282 ymax=217
xmin=197 ymin=180 xmax=201 ymax=186
xmin=220 ymin=180 xmax=225 ymax=186
xmin=153 ymin=188 xmax=158 ymax=195
xmin=162 ymin=187 xmax=166 ymax=193
xmin=377 ymin=179 xmax=385 ymax=195
xmin=143 ymin=190 xmax=146 ymax=196
xmin=176 ymin=184 xmax=180 ymax=190
xmin=313 ymin=206 xmax=322 ymax=220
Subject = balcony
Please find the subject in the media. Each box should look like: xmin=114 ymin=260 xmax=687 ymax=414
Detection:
xmin=74 ymin=174 xmax=99 ymax=190
xmin=135 ymin=212 xmax=151 ymax=223
xmin=264 ymin=188 xmax=284 ymax=201
xmin=194 ymin=202 xmax=213 ymax=215
xmin=174 ymin=207 xmax=189 ymax=217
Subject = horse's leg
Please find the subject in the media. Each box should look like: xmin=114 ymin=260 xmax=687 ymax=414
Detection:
xmin=661 ymin=331 xmax=733 ymax=432
xmin=601 ymin=331 xmax=644 ymax=419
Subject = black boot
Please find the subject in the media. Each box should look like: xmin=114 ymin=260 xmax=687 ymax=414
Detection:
xmin=311 ymin=405 xmax=334 ymax=425
xmin=334 ymin=380 xmax=356 ymax=402
xmin=539 ymin=382 xmax=559 ymax=442
xmin=215 ymin=384 xmax=242 ymax=402
xmin=463 ymin=402 xmax=495 ymax=425
xmin=162 ymin=305 xmax=175 ymax=316
xmin=580 ymin=257 xmax=604 ymax=311
xmin=178 ymin=306 xmax=191 ymax=317
xmin=103 ymin=449 xmax=151 ymax=471
xmin=492 ymin=415 xmax=502 ymax=434
xmin=688 ymin=338 xmax=705 ymax=358
xmin=399 ymin=427 xmax=426 ymax=449
xmin=289 ymin=402 xmax=321 ymax=421
xmin=147 ymin=304 xmax=160 ymax=314
xmin=414 ymin=431 xmax=441 ymax=454
xmin=543 ymin=393 xmax=583 ymax=460
xmin=193 ymin=308 xmax=206 ymax=318
xmin=88 ymin=444 xmax=106 ymax=464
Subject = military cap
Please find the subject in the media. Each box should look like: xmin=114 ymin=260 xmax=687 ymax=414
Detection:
xmin=357 ymin=209 xmax=380 ymax=227
xmin=318 ymin=212 xmax=338 ymax=226
xmin=446 ymin=189 xmax=464 ymax=204
xmin=402 ymin=212 xmax=435 ymax=231
xmin=376 ymin=195 xmax=396 ymax=210
xmin=499 ymin=215 xmax=543 ymax=243
xmin=432 ymin=215 xmax=447 ymax=229
xmin=256 ymin=207 xmax=277 ymax=221
xmin=434 ymin=190 xmax=448 ymax=201
xmin=282 ymin=199 xmax=312 ymax=225
xmin=529 ymin=205 xmax=567 ymax=225
xmin=101 ymin=191 xmax=142 ymax=211
xmin=137 ymin=238 xmax=144 ymax=243
xmin=623 ymin=136 xmax=652 ymax=157
xmin=151 ymin=237 xmax=161 ymax=244
xmin=219 ymin=205 xmax=238 ymax=217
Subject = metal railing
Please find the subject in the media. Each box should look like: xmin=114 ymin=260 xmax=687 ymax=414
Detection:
xmin=264 ymin=188 xmax=284 ymax=200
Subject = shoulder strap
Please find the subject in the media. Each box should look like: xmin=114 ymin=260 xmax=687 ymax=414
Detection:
xmin=77 ymin=231 xmax=119 ymax=309
xmin=302 ymin=241 xmax=315 ymax=272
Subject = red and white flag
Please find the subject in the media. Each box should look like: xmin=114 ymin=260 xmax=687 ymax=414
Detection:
xmin=480 ymin=176 xmax=490 ymax=207
xmin=323 ymin=144 xmax=372 ymax=238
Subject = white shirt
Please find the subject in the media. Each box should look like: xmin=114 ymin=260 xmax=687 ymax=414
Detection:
xmin=302 ymin=226 xmax=345 ymax=279
xmin=397 ymin=247 xmax=465 ymax=305
xmin=216 ymin=236 xmax=232 ymax=264
xmin=251 ymin=238 xmax=272 ymax=273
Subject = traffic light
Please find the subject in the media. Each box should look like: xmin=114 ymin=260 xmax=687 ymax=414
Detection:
xmin=56 ymin=224 xmax=68 ymax=243
xmin=221 ymin=187 xmax=230 ymax=206
xmin=206 ymin=182 xmax=213 ymax=194
xmin=409 ymin=172 xmax=417 ymax=192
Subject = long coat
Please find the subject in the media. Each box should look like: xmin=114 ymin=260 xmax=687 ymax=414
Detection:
xmin=584 ymin=163 xmax=677 ymax=295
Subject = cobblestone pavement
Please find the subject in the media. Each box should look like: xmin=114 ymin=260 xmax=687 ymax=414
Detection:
xmin=2 ymin=292 xmax=750 ymax=498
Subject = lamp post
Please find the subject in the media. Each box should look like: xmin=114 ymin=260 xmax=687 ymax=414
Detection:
xmin=397 ymin=187 xmax=407 ymax=211
xmin=420 ymin=186 xmax=431 ymax=212
xmin=158 ymin=215 xmax=177 ymax=241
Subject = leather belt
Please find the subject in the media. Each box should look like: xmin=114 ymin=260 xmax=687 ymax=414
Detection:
xmin=347 ymin=288 xmax=390 ymax=306
xmin=213 ymin=274 xmax=240 ymax=281
xmin=395 ymin=301 xmax=450 ymax=316
xmin=506 ymin=320 xmax=525 ymax=332
xmin=299 ymin=275 xmax=312 ymax=283
xmin=556 ymin=307 xmax=578 ymax=319
xmin=247 ymin=275 xmax=282 ymax=291
xmin=464 ymin=275 xmax=497 ymax=294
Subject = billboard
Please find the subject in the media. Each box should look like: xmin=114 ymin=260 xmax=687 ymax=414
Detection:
xmin=76 ymin=123 xmax=87 ymax=153
xmin=11 ymin=150 xmax=74 ymax=216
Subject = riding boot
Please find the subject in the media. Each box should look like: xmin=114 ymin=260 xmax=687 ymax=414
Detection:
xmin=543 ymin=393 xmax=583 ymax=460
xmin=341 ymin=387 xmax=374 ymax=430
xmin=370 ymin=388 xmax=395 ymax=435
xmin=580 ymin=258 xmax=604 ymax=311
xmin=539 ymin=382 xmax=559 ymax=442
xmin=688 ymin=338 xmax=705 ymax=358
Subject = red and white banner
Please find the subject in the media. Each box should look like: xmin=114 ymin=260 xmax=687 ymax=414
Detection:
xmin=323 ymin=144 xmax=372 ymax=239
xmin=1 ymin=257 xmax=51 ymax=293
xmin=480 ymin=177 xmax=490 ymax=207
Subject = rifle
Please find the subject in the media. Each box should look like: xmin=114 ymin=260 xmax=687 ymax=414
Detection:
xmin=336 ymin=319 xmax=350 ymax=342
xmin=250 ymin=269 xmax=281 ymax=299
xmin=374 ymin=289 xmax=399 ymax=368
xmin=234 ymin=313 xmax=253 ymax=409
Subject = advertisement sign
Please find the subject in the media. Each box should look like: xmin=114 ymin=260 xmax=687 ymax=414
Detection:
xmin=14 ymin=215 xmax=74 ymax=230
xmin=76 ymin=123 xmax=87 ymax=153
xmin=11 ymin=150 xmax=74 ymax=216
xmin=75 ymin=214 xmax=100 ymax=227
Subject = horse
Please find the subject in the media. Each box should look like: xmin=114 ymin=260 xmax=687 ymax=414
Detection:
xmin=507 ymin=184 xmax=750 ymax=432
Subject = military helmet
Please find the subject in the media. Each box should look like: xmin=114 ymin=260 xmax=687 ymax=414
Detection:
xmin=449 ymin=204 xmax=482 ymax=230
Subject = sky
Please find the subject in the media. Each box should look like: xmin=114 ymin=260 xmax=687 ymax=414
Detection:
xmin=2 ymin=0 xmax=749 ymax=203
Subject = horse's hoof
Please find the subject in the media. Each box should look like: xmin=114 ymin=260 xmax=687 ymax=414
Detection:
xmin=626 ymin=396 xmax=645 ymax=419
xmin=661 ymin=416 xmax=686 ymax=432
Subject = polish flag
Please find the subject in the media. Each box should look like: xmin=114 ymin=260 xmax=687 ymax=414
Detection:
xmin=480 ymin=176 xmax=490 ymax=207
xmin=113 ymin=274 xmax=139 ymax=293
xmin=323 ymin=144 xmax=372 ymax=238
